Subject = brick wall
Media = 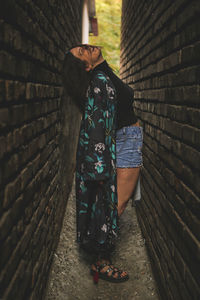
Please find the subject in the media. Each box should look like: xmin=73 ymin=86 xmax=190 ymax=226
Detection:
xmin=0 ymin=1 xmax=82 ymax=299
xmin=121 ymin=0 xmax=200 ymax=299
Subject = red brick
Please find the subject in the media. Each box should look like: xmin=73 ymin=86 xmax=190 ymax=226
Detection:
xmin=3 ymin=176 xmax=21 ymax=209
xmin=122 ymin=2 xmax=200 ymax=296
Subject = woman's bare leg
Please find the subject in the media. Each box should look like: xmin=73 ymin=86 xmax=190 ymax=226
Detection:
xmin=117 ymin=167 xmax=140 ymax=217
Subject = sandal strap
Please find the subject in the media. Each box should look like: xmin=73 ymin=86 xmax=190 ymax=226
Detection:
xmin=98 ymin=263 xmax=123 ymax=278
xmin=93 ymin=262 xmax=125 ymax=279
xmin=96 ymin=263 xmax=108 ymax=272
xmin=106 ymin=265 xmax=124 ymax=279
xmin=105 ymin=267 xmax=114 ymax=274
xmin=95 ymin=263 xmax=115 ymax=276
xmin=110 ymin=265 xmax=123 ymax=273
xmin=92 ymin=262 xmax=129 ymax=282
xmin=111 ymin=269 xmax=121 ymax=279
xmin=92 ymin=263 xmax=99 ymax=271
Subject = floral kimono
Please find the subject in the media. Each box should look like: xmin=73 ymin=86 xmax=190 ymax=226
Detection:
xmin=76 ymin=70 xmax=118 ymax=257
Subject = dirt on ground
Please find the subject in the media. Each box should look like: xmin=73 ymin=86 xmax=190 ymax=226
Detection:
xmin=44 ymin=182 xmax=159 ymax=300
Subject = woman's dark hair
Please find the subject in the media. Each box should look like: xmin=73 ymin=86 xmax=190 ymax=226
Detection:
xmin=62 ymin=51 xmax=91 ymax=113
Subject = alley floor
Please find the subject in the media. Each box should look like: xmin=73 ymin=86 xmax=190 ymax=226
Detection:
xmin=44 ymin=182 xmax=159 ymax=300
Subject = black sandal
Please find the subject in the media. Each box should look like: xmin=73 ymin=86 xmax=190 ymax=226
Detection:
xmin=91 ymin=262 xmax=129 ymax=284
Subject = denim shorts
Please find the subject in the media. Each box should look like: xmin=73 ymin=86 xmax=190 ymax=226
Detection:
xmin=116 ymin=126 xmax=143 ymax=168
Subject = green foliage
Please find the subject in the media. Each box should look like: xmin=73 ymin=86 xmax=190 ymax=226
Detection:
xmin=89 ymin=0 xmax=122 ymax=75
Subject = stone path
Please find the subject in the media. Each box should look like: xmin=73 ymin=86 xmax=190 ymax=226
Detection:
xmin=44 ymin=183 xmax=159 ymax=300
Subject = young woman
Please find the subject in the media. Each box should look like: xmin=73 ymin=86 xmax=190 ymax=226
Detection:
xmin=93 ymin=59 xmax=143 ymax=216
xmin=62 ymin=44 xmax=142 ymax=283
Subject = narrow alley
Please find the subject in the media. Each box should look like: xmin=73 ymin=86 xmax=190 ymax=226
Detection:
xmin=44 ymin=181 xmax=159 ymax=300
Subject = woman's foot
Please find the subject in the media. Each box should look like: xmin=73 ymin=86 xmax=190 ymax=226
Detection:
xmin=91 ymin=259 xmax=129 ymax=283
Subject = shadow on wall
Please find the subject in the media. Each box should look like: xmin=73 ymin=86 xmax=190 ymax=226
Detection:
xmin=59 ymin=93 xmax=82 ymax=202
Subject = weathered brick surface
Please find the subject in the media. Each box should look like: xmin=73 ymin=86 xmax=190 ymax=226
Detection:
xmin=121 ymin=0 xmax=200 ymax=299
xmin=0 ymin=1 xmax=82 ymax=299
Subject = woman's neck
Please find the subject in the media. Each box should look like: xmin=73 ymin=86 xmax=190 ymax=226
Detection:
xmin=92 ymin=57 xmax=105 ymax=69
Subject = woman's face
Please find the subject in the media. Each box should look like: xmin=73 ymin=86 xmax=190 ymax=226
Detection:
xmin=70 ymin=44 xmax=103 ymax=70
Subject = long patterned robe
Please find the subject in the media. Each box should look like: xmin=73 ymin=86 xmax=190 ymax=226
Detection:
xmin=75 ymin=70 xmax=118 ymax=257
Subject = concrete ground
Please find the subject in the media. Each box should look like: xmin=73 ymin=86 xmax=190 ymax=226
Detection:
xmin=44 ymin=183 xmax=159 ymax=300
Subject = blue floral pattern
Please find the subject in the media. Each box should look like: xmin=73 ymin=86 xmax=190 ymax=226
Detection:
xmin=76 ymin=71 xmax=118 ymax=256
